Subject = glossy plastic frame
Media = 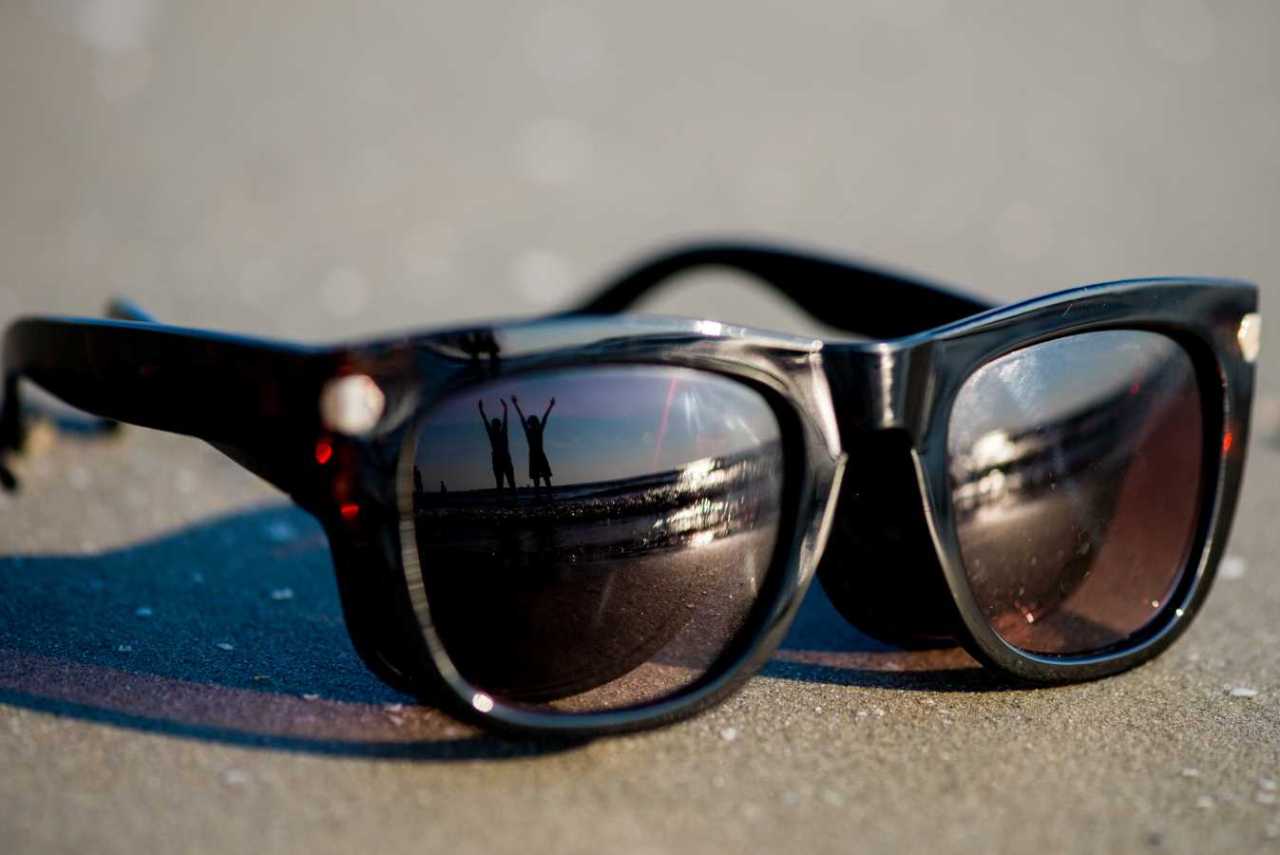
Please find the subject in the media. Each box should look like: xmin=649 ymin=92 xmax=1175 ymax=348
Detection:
xmin=0 ymin=241 xmax=1257 ymax=737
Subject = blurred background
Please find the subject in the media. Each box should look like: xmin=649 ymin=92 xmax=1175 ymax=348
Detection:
xmin=3 ymin=3 xmax=1280 ymax=854
xmin=3 ymin=1 xmax=1278 ymax=340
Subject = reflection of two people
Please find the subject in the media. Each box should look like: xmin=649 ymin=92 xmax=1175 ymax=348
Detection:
xmin=478 ymin=395 xmax=556 ymax=499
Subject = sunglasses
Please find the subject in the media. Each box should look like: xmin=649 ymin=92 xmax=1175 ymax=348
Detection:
xmin=0 ymin=242 xmax=1258 ymax=737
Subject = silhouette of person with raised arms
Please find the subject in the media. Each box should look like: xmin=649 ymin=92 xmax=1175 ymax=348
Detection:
xmin=512 ymin=394 xmax=555 ymax=497
xmin=478 ymin=399 xmax=516 ymax=497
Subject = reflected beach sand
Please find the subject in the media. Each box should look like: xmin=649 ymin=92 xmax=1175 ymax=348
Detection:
xmin=414 ymin=443 xmax=783 ymax=710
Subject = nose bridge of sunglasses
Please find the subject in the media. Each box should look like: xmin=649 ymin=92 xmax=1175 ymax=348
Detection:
xmin=817 ymin=342 xmax=927 ymax=436
xmin=816 ymin=428 xmax=964 ymax=648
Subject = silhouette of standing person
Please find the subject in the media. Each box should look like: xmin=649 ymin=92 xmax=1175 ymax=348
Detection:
xmin=478 ymin=399 xmax=516 ymax=497
xmin=413 ymin=466 xmax=425 ymax=513
xmin=512 ymin=395 xmax=555 ymax=497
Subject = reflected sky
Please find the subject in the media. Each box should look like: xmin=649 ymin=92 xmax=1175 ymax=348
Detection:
xmin=414 ymin=366 xmax=779 ymax=492
xmin=949 ymin=331 xmax=1188 ymax=455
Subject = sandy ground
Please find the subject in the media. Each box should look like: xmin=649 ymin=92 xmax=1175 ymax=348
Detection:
xmin=1 ymin=2 xmax=1279 ymax=853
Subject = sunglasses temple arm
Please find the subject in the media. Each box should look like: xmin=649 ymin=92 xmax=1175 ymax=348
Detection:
xmin=0 ymin=314 xmax=322 ymax=494
xmin=0 ymin=375 xmax=20 ymax=490
xmin=561 ymin=242 xmax=996 ymax=339
xmin=1 ymin=298 xmax=159 ymax=443
xmin=0 ymin=298 xmax=163 ymax=487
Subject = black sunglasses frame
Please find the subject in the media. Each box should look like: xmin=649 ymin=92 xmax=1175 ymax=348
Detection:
xmin=0 ymin=242 xmax=1257 ymax=737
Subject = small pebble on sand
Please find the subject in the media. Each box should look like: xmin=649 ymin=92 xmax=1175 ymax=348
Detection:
xmin=221 ymin=769 xmax=249 ymax=787
xmin=1219 ymin=555 xmax=1248 ymax=580
xmin=265 ymin=521 xmax=298 ymax=542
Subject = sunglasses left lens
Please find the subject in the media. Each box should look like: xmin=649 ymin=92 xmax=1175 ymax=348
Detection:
xmin=947 ymin=329 xmax=1205 ymax=656
xmin=404 ymin=365 xmax=783 ymax=712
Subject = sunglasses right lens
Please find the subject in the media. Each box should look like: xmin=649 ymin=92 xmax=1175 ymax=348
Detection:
xmin=406 ymin=365 xmax=784 ymax=712
xmin=948 ymin=330 xmax=1205 ymax=655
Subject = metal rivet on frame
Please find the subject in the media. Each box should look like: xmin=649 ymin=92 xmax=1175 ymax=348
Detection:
xmin=1238 ymin=313 xmax=1262 ymax=363
xmin=320 ymin=374 xmax=386 ymax=436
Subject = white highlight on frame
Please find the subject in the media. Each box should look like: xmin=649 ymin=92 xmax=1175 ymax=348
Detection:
xmin=320 ymin=375 xmax=386 ymax=436
xmin=1238 ymin=313 xmax=1262 ymax=363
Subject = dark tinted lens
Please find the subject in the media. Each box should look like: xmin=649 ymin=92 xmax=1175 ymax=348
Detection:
xmin=948 ymin=331 xmax=1204 ymax=655
xmin=406 ymin=366 xmax=783 ymax=711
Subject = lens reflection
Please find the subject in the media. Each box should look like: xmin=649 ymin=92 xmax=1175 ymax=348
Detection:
xmin=408 ymin=366 xmax=782 ymax=711
xmin=948 ymin=331 xmax=1204 ymax=655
